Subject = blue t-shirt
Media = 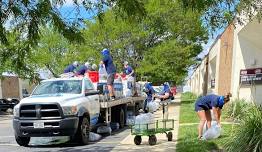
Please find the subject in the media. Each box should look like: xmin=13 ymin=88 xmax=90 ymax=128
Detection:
xmin=196 ymin=94 xmax=224 ymax=109
xmin=146 ymin=85 xmax=155 ymax=101
xmin=102 ymin=54 xmax=116 ymax=74
xmin=124 ymin=66 xmax=135 ymax=77
xmin=77 ymin=65 xmax=88 ymax=75
xmin=64 ymin=64 xmax=76 ymax=73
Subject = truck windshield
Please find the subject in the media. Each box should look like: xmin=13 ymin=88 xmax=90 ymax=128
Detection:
xmin=32 ymin=80 xmax=82 ymax=95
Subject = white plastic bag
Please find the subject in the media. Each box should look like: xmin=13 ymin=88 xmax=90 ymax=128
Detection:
xmin=134 ymin=113 xmax=155 ymax=131
xmin=147 ymin=101 xmax=159 ymax=113
xmin=97 ymin=126 xmax=112 ymax=134
xmin=202 ymin=121 xmax=221 ymax=140
xmin=203 ymin=120 xmax=217 ymax=133
xmin=98 ymin=64 xmax=107 ymax=81
xmin=89 ymin=132 xmax=102 ymax=142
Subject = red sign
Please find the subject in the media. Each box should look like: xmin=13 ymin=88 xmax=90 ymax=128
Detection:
xmin=240 ymin=68 xmax=262 ymax=85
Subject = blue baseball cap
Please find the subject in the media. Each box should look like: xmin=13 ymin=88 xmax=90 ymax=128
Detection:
xmin=101 ymin=48 xmax=110 ymax=56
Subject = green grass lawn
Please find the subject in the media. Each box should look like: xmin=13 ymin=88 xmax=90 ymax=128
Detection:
xmin=179 ymin=99 xmax=199 ymax=123
xmin=176 ymin=124 xmax=234 ymax=152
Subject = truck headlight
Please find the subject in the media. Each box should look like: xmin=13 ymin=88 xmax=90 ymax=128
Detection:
xmin=62 ymin=106 xmax=77 ymax=116
xmin=13 ymin=105 xmax=19 ymax=117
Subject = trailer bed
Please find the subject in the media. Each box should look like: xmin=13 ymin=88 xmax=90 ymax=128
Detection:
xmin=100 ymin=96 xmax=145 ymax=108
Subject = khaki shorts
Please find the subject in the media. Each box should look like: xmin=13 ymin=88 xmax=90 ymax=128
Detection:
xmin=107 ymin=73 xmax=115 ymax=85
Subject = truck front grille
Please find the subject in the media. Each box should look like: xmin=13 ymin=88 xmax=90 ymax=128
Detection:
xmin=20 ymin=104 xmax=62 ymax=119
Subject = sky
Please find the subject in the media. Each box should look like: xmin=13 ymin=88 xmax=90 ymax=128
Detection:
xmin=58 ymin=2 xmax=96 ymax=22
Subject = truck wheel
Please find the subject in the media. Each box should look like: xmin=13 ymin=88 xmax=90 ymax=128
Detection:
xmin=134 ymin=135 xmax=142 ymax=145
xmin=167 ymin=132 xmax=173 ymax=141
xmin=75 ymin=116 xmax=90 ymax=145
xmin=148 ymin=135 xmax=157 ymax=145
xmin=119 ymin=108 xmax=125 ymax=128
xmin=15 ymin=135 xmax=30 ymax=147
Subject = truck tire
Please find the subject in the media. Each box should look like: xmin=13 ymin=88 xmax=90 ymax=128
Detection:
xmin=75 ymin=116 xmax=90 ymax=145
xmin=15 ymin=135 xmax=30 ymax=147
xmin=119 ymin=108 xmax=125 ymax=128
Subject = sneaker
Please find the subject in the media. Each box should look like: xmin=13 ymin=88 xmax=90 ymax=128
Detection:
xmin=110 ymin=96 xmax=116 ymax=101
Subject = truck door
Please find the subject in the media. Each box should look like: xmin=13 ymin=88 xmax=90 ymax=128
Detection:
xmin=84 ymin=79 xmax=100 ymax=126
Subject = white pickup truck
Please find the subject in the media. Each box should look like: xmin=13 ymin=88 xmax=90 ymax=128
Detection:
xmin=13 ymin=77 xmax=145 ymax=146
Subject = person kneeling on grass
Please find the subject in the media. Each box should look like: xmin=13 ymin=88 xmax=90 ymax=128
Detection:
xmin=195 ymin=93 xmax=232 ymax=139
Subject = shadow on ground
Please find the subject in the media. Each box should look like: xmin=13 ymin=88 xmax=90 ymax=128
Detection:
xmin=27 ymin=127 xmax=129 ymax=150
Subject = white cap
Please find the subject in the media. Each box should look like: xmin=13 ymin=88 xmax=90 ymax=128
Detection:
xmin=92 ymin=64 xmax=97 ymax=70
xmin=85 ymin=62 xmax=90 ymax=67
xmin=73 ymin=61 xmax=79 ymax=67
xmin=124 ymin=61 xmax=128 ymax=65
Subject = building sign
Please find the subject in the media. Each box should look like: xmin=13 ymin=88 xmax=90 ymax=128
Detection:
xmin=240 ymin=68 xmax=262 ymax=85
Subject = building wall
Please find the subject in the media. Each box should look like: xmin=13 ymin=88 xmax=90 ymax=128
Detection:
xmin=208 ymin=39 xmax=221 ymax=94
xmin=231 ymin=20 xmax=262 ymax=105
xmin=217 ymin=24 xmax=234 ymax=95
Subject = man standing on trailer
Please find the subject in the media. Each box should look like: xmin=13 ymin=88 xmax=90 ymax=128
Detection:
xmin=100 ymin=48 xmax=116 ymax=100
xmin=76 ymin=62 xmax=90 ymax=76
xmin=123 ymin=61 xmax=137 ymax=96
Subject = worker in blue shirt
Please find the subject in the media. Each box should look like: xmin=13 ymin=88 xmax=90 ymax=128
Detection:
xmin=100 ymin=48 xmax=117 ymax=100
xmin=123 ymin=61 xmax=137 ymax=96
xmin=64 ymin=61 xmax=79 ymax=73
xmin=76 ymin=62 xmax=90 ymax=76
xmin=143 ymin=82 xmax=155 ymax=113
xmin=195 ymin=93 xmax=231 ymax=139
xmin=154 ymin=83 xmax=172 ymax=100
xmin=123 ymin=61 xmax=135 ymax=77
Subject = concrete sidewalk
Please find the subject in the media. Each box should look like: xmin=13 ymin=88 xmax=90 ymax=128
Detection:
xmin=111 ymin=95 xmax=181 ymax=152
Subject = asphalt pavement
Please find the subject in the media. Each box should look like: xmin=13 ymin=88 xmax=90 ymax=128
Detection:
xmin=0 ymin=96 xmax=181 ymax=152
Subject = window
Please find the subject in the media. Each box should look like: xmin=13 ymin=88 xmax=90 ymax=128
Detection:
xmin=84 ymin=79 xmax=94 ymax=91
xmin=32 ymin=80 xmax=82 ymax=95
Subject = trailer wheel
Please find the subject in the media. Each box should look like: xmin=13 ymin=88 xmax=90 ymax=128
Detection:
xmin=134 ymin=135 xmax=142 ymax=145
xmin=119 ymin=108 xmax=125 ymax=128
xmin=75 ymin=116 xmax=90 ymax=145
xmin=148 ymin=135 xmax=157 ymax=145
xmin=167 ymin=132 xmax=173 ymax=141
xmin=15 ymin=135 xmax=30 ymax=147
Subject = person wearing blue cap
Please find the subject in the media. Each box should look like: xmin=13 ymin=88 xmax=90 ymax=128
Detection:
xmin=195 ymin=93 xmax=231 ymax=139
xmin=76 ymin=62 xmax=90 ymax=75
xmin=154 ymin=82 xmax=172 ymax=100
xmin=100 ymin=48 xmax=117 ymax=100
xmin=143 ymin=82 xmax=156 ymax=113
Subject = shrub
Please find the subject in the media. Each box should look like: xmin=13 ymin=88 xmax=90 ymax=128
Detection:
xmin=224 ymin=99 xmax=253 ymax=121
xmin=224 ymin=105 xmax=262 ymax=152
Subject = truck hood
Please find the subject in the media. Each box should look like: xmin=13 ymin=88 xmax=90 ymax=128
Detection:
xmin=20 ymin=94 xmax=83 ymax=105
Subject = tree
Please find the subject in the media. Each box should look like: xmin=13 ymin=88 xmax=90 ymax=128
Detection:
xmin=79 ymin=0 xmax=207 ymax=83
xmin=178 ymin=0 xmax=262 ymax=32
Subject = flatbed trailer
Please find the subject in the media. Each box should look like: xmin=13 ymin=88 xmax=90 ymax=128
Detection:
xmin=99 ymin=96 xmax=145 ymax=127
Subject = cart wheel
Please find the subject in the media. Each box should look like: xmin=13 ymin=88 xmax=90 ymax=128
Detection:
xmin=148 ymin=135 xmax=157 ymax=145
xmin=167 ymin=132 xmax=173 ymax=141
xmin=134 ymin=136 xmax=142 ymax=145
